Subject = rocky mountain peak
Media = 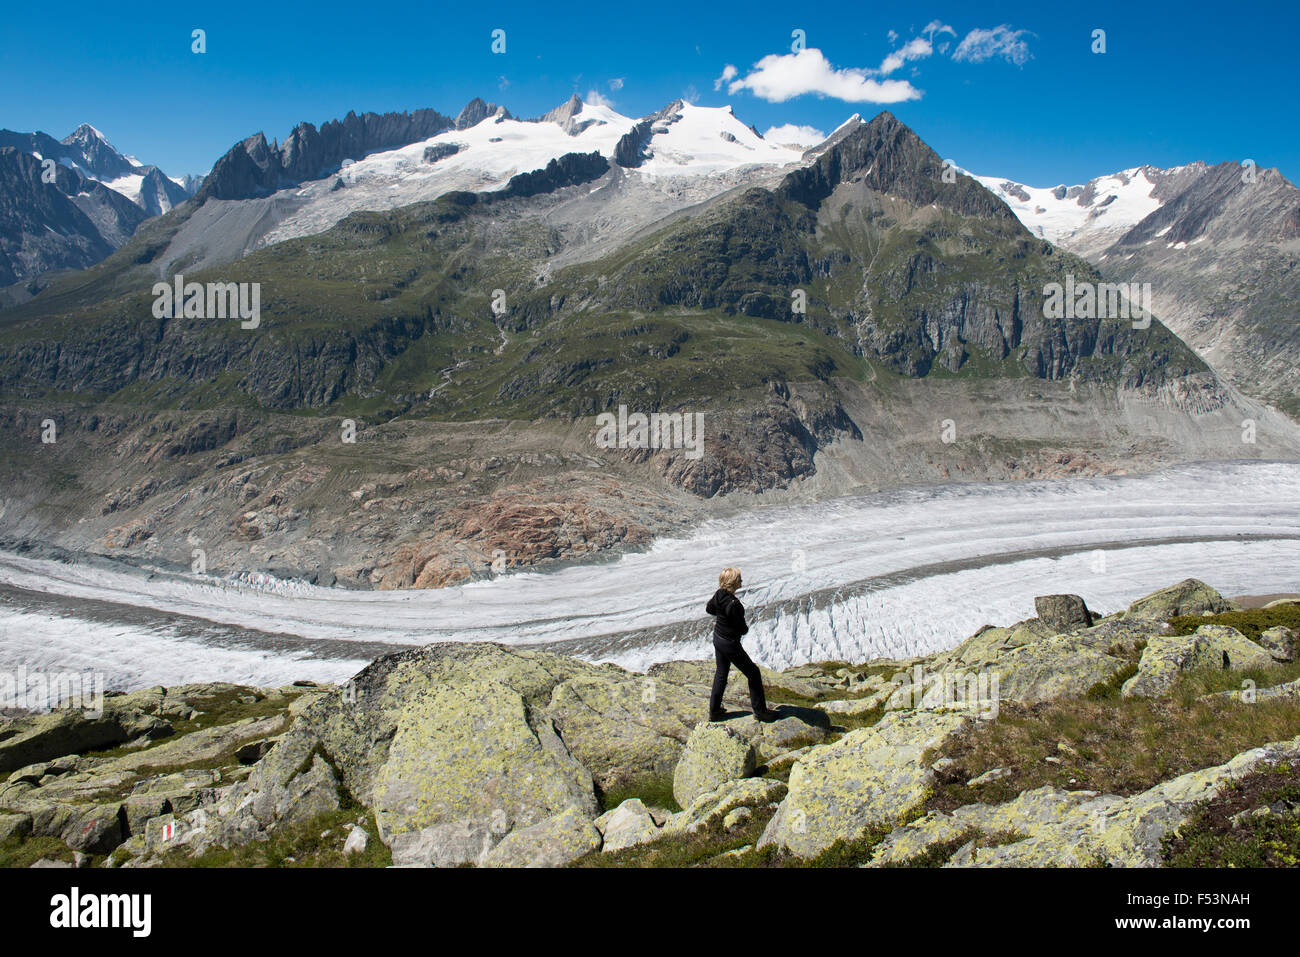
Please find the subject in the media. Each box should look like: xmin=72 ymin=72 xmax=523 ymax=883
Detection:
xmin=58 ymin=123 xmax=135 ymax=180
xmin=455 ymin=97 xmax=512 ymax=130
xmin=536 ymin=94 xmax=594 ymax=135
xmin=778 ymin=110 xmax=1013 ymax=221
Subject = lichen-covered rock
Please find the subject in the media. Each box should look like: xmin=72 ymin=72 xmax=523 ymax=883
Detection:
xmin=28 ymin=801 xmax=124 ymax=853
xmin=869 ymin=733 xmax=1300 ymax=867
xmin=595 ymin=798 xmax=661 ymax=852
xmin=1124 ymin=579 xmax=1238 ymax=621
xmin=1259 ymin=626 xmax=1295 ymax=662
xmin=545 ymin=673 xmax=706 ymax=793
xmin=673 ymin=723 xmax=758 ymax=808
xmin=729 ymin=711 xmax=829 ymax=761
xmin=903 ymin=617 xmax=1164 ymax=707
xmin=758 ymin=710 xmax=967 ymax=858
xmin=723 ymin=807 xmax=752 ymax=830
xmin=1122 ymin=626 xmax=1273 ymax=697
xmin=371 ymin=679 xmax=597 ymax=867
xmin=1033 ymin=594 xmax=1092 ymax=633
xmin=483 ymin=804 xmax=602 ymax=867
xmin=0 ymin=708 xmax=168 ymax=777
xmin=0 ymin=811 xmax=32 ymax=842
xmin=667 ymin=777 xmax=787 ymax=834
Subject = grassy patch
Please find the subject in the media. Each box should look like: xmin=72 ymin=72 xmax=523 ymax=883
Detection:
xmin=0 ymin=834 xmax=89 ymax=869
xmin=1169 ymin=604 xmax=1300 ymax=643
xmin=875 ymin=826 xmax=1027 ymax=867
xmin=156 ymin=806 xmax=390 ymax=868
xmin=572 ymin=806 xmax=775 ymax=868
xmin=925 ymin=676 xmax=1300 ymax=812
xmin=1085 ymin=661 xmax=1140 ymax=700
xmin=1163 ymin=761 xmax=1300 ymax=867
xmin=595 ymin=773 xmax=680 ymax=815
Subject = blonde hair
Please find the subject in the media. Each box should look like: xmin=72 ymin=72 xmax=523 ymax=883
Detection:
xmin=718 ymin=567 xmax=743 ymax=593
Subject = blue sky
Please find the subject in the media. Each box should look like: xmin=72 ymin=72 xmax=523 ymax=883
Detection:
xmin=3 ymin=0 xmax=1296 ymax=186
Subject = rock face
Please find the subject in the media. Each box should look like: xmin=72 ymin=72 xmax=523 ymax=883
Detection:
xmin=673 ymin=723 xmax=758 ymax=808
xmin=1124 ymin=578 xmax=1239 ymax=620
xmin=197 ymin=107 xmax=455 ymax=202
xmin=1122 ymin=626 xmax=1274 ymax=698
xmin=373 ymin=680 xmax=598 ymax=867
xmin=758 ymin=710 xmax=968 ymax=858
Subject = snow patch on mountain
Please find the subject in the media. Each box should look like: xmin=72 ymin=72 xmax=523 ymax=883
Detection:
xmin=973 ymin=167 xmax=1164 ymax=255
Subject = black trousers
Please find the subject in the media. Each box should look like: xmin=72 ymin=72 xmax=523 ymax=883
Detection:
xmin=709 ymin=635 xmax=768 ymax=715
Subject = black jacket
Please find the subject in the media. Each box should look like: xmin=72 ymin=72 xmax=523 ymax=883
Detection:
xmin=706 ymin=588 xmax=749 ymax=641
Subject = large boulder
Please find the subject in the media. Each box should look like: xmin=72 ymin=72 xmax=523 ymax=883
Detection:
xmin=673 ymin=723 xmax=758 ymax=808
xmin=758 ymin=710 xmax=968 ymax=858
xmin=371 ymin=680 xmax=597 ymax=867
xmin=1033 ymin=595 xmax=1092 ymax=633
xmin=1122 ymin=626 xmax=1274 ymax=698
xmin=1124 ymin=579 xmax=1238 ymax=621
xmin=545 ymin=673 xmax=708 ymax=793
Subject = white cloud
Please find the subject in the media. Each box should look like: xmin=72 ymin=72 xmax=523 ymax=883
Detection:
xmin=727 ymin=48 xmax=920 ymax=104
xmin=887 ymin=29 xmax=899 ymax=44
xmin=609 ymin=77 xmax=624 ymax=91
xmin=952 ymin=25 xmax=1033 ymax=65
xmin=880 ymin=36 xmax=932 ymax=76
xmin=585 ymin=88 xmax=614 ymax=108
xmin=714 ymin=64 xmax=737 ymax=91
xmin=762 ymin=123 xmax=828 ymax=147
xmin=923 ymin=20 xmax=956 ymax=38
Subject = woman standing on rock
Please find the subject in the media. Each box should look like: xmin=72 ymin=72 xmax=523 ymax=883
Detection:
xmin=707 ymin=568 xmax=780 ymax=722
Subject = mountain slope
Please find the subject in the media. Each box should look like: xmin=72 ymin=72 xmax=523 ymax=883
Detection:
xmin=1 ymin=111 xmax=1295 ymax=588
xmin=980 ymin=161 xmax=1300 ymax=414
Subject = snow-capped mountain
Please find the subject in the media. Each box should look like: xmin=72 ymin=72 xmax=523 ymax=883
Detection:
xmin=1 ymin=123 xmax=199 ymax=216
xmin=0 ymin=122 xmax=205 ymax=291
xmin=255 ymin=96 xmax=806 ymax=248
xmin=977 ymin=161 xmax=1300 ymax=412
xmin=125 ymin=95 xmax=812 ymax=277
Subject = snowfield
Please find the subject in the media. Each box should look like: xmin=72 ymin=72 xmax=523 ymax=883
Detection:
xmin=259 ymin=101 xmax=805 ymax=247
xmin=1 ymin=461 xmax=1298 ymax=689
xmin=973 ymin=167 xmax=1163 ymax=250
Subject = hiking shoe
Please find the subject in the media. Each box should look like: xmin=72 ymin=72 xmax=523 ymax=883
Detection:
xmin=708 ymin=711 xmax=727 ymax=722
